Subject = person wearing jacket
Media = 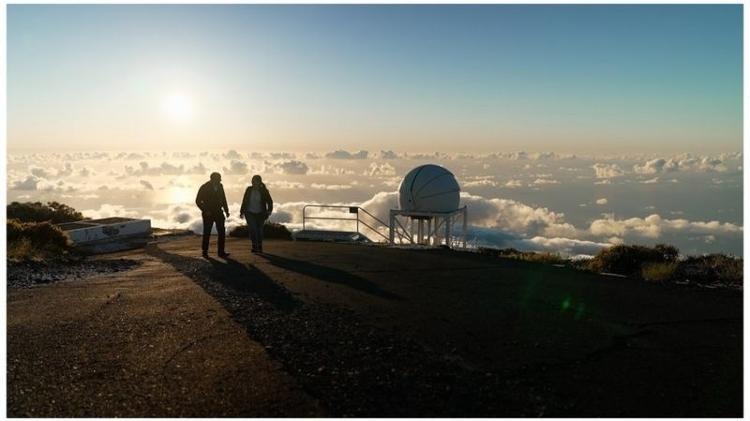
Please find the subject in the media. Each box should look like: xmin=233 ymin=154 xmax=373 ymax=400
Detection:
xmin=240 ymin=174 xmax=273 ymax=253
xmin=195 ymin=172 xmax=230 ymax=258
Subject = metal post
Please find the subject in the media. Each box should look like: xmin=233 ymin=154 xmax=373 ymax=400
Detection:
xmin=389 ymin=211 xmax=395 ymax=244
xmin=462 ymin=207 xmax=467 ymax=248
xmin=445 ymin=217 xmax=451 ymax=248
xmin=427 ymin=218 xmax=432 ymax=245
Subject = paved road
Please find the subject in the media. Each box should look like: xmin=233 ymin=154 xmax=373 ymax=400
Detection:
xmin=7 ymin=236 xmax=743 ymax=416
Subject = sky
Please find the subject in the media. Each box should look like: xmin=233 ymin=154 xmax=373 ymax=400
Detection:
xmin=7 ymin=4 xmax=743 ymax=153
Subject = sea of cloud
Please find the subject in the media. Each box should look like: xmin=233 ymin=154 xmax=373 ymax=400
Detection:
xmin=7 ymin=149 xmax=743 ymax=256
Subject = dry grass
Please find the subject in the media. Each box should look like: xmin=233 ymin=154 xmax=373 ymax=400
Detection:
xmin=477 ymin=247 xmax=565 ymax=265
xmin=641 ymin=262 xmax=679 ymax=282
xmin=7 ymin=219 xmax=72 ymax=262
xmin=8 ymin=238 xmax=37 ymax=262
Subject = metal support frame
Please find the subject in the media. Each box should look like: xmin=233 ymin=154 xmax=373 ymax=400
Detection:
xmin=388 ymin=206 xmax=468 ymax=249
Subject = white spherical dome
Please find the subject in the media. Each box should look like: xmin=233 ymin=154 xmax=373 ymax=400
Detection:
xmin=398 ymin=164 xmax=460 ymax=212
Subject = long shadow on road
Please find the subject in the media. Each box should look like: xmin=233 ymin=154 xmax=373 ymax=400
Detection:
xmin=146 ymin=245 xmax=299 ymax=312
xmin=259 ymin=253 xmax=401 ymax=300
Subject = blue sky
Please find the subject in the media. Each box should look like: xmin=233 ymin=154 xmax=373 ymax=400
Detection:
xmin=7 ymin=4 xmax=743 ymax=153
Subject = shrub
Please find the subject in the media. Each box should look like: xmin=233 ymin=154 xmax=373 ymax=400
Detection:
xmin=477 ymin=247 xmax=565 ymax=265
xmin=7 ymin=201 xmax=84 ymax=223
xmin=8 ymin=238 xmax=34 ymax=261
xmin=7 ymin=219 xmax=71 ymax=261
xmin=229 ymin=221 xmax=293 ymax=240
xmin=7 ymin=218 xmax=25 ymax=243
xmin=641 ymin=262 xmax=679 ymax=282
xmin=586 ymin=244 xmax=678 ymax=276
xmin=676 ymin=254 xmax=743 ymax=287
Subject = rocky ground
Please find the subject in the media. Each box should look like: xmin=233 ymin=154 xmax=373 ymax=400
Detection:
xmin=7 ymin=236 xmax=743 ymax=417
xmin=7 ymin=259 xmax=141 ymax=289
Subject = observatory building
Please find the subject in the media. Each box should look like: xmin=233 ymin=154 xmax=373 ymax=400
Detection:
xmin=390 ymin=164 xmax=467 ymax=247
xmin=295 ymin=164 xmax=467 ymax=248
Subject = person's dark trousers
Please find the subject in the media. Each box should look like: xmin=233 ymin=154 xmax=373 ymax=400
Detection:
xmin=246 ymin=212 xmax=265 ymax=251
xmin=202 ymin=211 xmax=226 ymax=254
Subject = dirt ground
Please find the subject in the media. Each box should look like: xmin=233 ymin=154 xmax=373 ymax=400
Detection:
xmin=7 ymin=236 xmax=743 ymax=417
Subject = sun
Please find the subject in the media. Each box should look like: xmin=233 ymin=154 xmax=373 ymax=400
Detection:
xmin=169 ymin=186 xmax=193 ymax=204
xmin=162 ymin=93 xmax=193 ymax=122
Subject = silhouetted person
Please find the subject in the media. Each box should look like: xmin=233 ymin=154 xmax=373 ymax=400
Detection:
xmin=196 ymin=172 xmax=230 ymax=258
xmin=240 ymin=174 xmax=273 ymax=253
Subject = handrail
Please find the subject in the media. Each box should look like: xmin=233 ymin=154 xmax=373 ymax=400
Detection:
xmin=302 ymin=204 xmax=390 ymax=242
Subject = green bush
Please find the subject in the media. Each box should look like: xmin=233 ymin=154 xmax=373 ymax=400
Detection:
xmin=7 ymin=201 xmax=84 ymax=223
xmin=229 ymin=221 xmax=293 ymax=240
xmin=587 ymin=244 xmax=678 ymax=276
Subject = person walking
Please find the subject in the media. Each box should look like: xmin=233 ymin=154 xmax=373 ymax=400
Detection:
xmin=195 ymin=172 xmax=230 ymax=258
xmin=240 ymin=175 xmax=273 ymax=253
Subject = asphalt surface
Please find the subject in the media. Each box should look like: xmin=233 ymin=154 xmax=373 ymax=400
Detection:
xmin=7 ymin=236 xmax=743 ymax=417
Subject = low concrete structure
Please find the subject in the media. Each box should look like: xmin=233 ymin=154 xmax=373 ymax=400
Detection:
xmin=58 ymin=217 xmax=152 ymax=253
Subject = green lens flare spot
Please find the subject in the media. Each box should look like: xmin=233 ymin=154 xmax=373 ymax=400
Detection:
xmin=561 ymin=298 xmax=572 ymax=311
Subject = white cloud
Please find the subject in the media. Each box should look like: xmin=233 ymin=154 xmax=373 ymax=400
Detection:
xmin=268 ymin=180 xmax=305 ymax=189
xmin=532 ymin=178 xmax=560 ymax=185
xmin=365 ymin=162 xmax=396 ymax=177
xmin=269 ymin=152 xmax=297 ymax=160
xmin=595 ymin=198 xmax=608 ymax=205
xmin=521 ymin=236 xmax=611 ymax=256
xmin=464 ymin=179 xmax=499 ymax=188
xmin=29 ymin=166 xmax=53 ymax=178
xmin=11 ymin=176 xmax=41 ymax=190
xmin=325 ymin=150 xmax=369 ymax=159
xmin=592 ymin=163 xmax=625 ymax=178
xmin=633 ymin=155 xmax=729 ymax=174
xmin=126 ymin=161 xmax=190 ymax=176
xmin=82 ymin=204 xmax=140 ymax=219
xmin=588 ymin=214 xmax=742 ymax=239
xmin=633 ymin=158 xmax=679 ymax=175
xmin=379 ymin=150 xmax=399 ymax=159
xmin=57 ymin=163 xmax=74 ymax=177
xmin=310 ymin=183 xmax=352 ymax=190
xmin=223 ymin=160 xmax=249 ymax=175
xmin=459 ymin=192 xmax=579 ymax=238
xmin=309 ymin=165 xmax=356 ymax=176
xmin=223 ymin=150 xmax=243 ymax=160
xmin=265 ymin=160 xmax=309 ymax=175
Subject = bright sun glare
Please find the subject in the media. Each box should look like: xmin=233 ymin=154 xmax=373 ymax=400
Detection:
xmin=162 ymin=93 xmax=193 ymax=122
xmin=169 ymin=187 xmax=193 ymax=204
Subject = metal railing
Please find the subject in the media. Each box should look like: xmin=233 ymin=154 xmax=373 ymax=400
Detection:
xmin=301 ymin=205 xmax=391 ymax=242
